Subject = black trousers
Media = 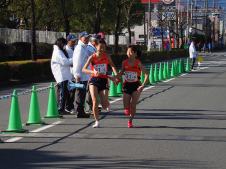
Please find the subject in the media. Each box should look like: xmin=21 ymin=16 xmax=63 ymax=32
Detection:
xmin=85 ymin=86 xmax=93 ymax=112
xmin=75 ymin=81 xmax=88 ymax=115
xmin=57 ymin=80 xmax=75 ymax=113
xmin=191 ymin=58 xmax=196 ymax=69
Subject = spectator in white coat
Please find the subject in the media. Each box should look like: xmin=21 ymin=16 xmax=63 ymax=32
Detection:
xmin=189 ymin=39 xmax=197 ymax=70
xmin=51 ymin=37 xmax=73 ymax=115
xmin=73 ymin=31 xmax=91 ymax=118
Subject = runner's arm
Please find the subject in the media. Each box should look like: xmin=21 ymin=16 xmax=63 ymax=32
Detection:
xmin=139 ymin=62 xmax=149 ymax=86
xmin=82 ymin=55 xmax=98 ymax=76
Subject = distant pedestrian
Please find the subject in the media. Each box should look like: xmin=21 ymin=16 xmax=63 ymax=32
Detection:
xmin=189 ymin=39 xmax=198 ymax=70
xmin=116 ymin=45 xmax=149 ymax=128
xmin=73 ymin=31 xmax=91 ymax=118
xmin=208 ymin=42 xmax=212 ymax=53
xmin=202 ymin=43 xmax=206 ymax=53
xmin=51 ymin=38 xmax=73 ymax=115
xmin=82 ymin=39 xmax=118 ymax=128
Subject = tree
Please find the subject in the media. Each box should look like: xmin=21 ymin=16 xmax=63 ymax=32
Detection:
xmin=0 ymin=0 xmax=10 ymax=8
xmin=123 ymin=0 xmax=144 ymax=44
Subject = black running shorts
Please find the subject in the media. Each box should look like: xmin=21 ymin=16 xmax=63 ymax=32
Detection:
xmin=89 ymin=77 xmax=109 ymax=92
xmin=122 ymin=81 xmax=141 ymax=95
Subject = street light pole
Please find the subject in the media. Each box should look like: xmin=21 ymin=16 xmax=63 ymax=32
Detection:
xmin=186 ymin=0 xmax=189 ymax=43
xmin=147 ymin=0 xmax=151 ymax=51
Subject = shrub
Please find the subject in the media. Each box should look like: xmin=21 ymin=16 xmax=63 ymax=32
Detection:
xmin=0 ymin=63 xmax=10 ymax=81
xmin=0 ymin=59 xmax=53 ymax=82
xmin=110 ymin=49 xmax=188 ymax=66
xmin=0 ymin=42 xmax=53 ymax=62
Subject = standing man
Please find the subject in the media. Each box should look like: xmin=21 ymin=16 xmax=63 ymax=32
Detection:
xmin=66 ymin=34 xmax=77 ymax=58
xmin=65 ymin=34 xmax=77 ymax=114
xmin=73 ymin=31 xmax=91 ymax=118
xmin=189 ymin=38 xmax=197 ymax=70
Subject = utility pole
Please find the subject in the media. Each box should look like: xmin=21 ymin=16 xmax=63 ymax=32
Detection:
xmin=176 ymin=0 xmax=180 ymax=48
xmin=186 ymin=0 xmax=189 ymax=43
xmin=144 ymin=6 xmax=147 ymax=46
xmin=204 ymin=0 xmax=208 ymax=44
xmin=147 ymin=0 xmax=151 ymax=51
xmin=212 ymin=0 xmax=216 ymax=48
xmin=195 ymin=0 xmax=197 ymax=30
xmin=190 ymin=0 xmax=193 ymax=31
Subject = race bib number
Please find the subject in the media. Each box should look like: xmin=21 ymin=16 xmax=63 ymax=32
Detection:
xmin=124 ymin=71 xmax=138 ymax=82
xmin=94 ymin=64 xmax=107 ymax=74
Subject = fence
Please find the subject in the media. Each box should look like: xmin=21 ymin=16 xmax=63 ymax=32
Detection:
xmin=0 ymin=28 xmax=128 ymax=45
xmin=0 ymin=28 xmax=66 ymax=44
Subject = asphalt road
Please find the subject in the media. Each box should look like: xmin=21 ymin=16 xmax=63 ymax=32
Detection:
xmin=0 ymin=52 xmax=226 ymax=169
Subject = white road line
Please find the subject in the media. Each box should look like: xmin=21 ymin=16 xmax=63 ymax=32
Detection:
xmin=200 ymin=67 xmax=208 ymax=70
xmin=143 ymin=85 xmax=155 ymax=91
xmin=30 ymin=121 xmax=62 ymax=133
xmin=4 ymin=137 xmax=23 ymax=143
xmin=163 ymin=78 xmax=175 ymax=83
xmin=4 ymin=121 xmax=62 ymax=143
xmin=110 ymin=98 xmax=122 ymax=104
xmin=180 ymin=73 xmax=188 ymax=77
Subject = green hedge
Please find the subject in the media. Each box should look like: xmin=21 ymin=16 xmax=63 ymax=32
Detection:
xmin=0 ymin=59 xmax=53 ymax=82
xmin=111 ymin=49 xmax=188 ymax=66
xmin=0 ymin=42 xmax=53 ymax=62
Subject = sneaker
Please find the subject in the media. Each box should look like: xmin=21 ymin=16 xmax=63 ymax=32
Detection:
xmin=92 ymin=121 xmax=99 ymax=128
xmin=128 ymin=120 xmax=133 ymax=128
xmin=65 ymin=108 xmax=76 ymax=115
xmin=124 ymin=108 xmax=130 ymax=116
xmin=106 ymin=105 xmax=111 ymax=112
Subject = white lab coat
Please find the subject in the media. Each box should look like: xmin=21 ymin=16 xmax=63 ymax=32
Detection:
xmin=66 ymin=44 xmax=75 ymax=75
xmin=66 ymin=45 xmax=74 ymax=58
xmin=51 ymin=45 xmax=73 ymax=83
xmin=189 ymin=42 xmax=197 ymax=59
xmin=73 ymin=40 xmax=90 ymax=81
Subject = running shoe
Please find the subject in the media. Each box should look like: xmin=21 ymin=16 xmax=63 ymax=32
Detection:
xmin=106 ymin=105 xmax=111 ymax=112
xmin=128 ymin=120 xmax=133 ymax=128
xmin=92 ymin=121 xmax=99 ymax=128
